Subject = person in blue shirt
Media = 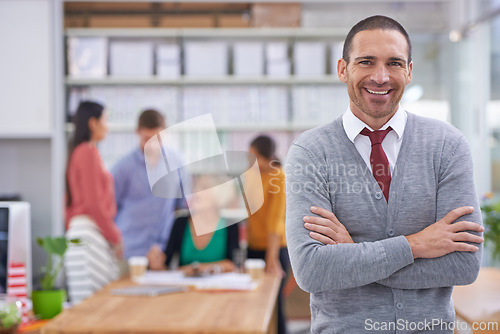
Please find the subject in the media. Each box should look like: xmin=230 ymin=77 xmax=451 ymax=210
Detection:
xmin=112 ymin=109 xmax=189 ymax=259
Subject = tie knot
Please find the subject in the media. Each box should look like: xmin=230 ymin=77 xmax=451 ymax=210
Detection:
xmin=360 ymin=127 xmax=393 ymax=146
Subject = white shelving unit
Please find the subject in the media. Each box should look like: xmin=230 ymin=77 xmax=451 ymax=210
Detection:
xmin=65 ymin=27 xmax=348 ymax=38
xmin=0 ymin=130 xmax=53 ymax=140
xmin=64 ymin=27 xmax=349 ymax=169
xmin=65 ymin=76 xmax=342 ymax=86
xmin=65 ymin=122 xmax=318 ymax=133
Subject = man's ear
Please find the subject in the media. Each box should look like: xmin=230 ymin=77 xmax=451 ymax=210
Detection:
xmin=337 ymin=58 xmax=348 ymax=83
xmin=406 ymin=61 xmax=413 ymax=85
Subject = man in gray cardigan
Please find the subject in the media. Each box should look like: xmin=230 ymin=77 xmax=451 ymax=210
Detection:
xmin=285 ymin=15 xmax=484 ymax=333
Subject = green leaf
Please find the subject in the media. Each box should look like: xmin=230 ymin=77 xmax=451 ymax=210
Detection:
xmin=43 ymin=237 xmax=68 ymax=257
xmin=69 ymin=238 xmax=81 ymax=245
xmin=36 ymin=236 xmax=80 ymax=290
xmin=494 ymin=200 xmax=500 ymax=213
xmin=481 ymin=197 xmax=500 ymax=261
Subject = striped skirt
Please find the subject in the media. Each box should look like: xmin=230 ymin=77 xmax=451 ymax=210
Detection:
xmin=64 ymin=215 xmax=119 ymax=304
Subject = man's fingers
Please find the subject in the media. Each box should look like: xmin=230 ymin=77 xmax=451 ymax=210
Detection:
xmin=304 ymin=215 xmax=339 ymax=231
xmin=310 ymin=206 xmax=335 ymax=219
xmin=310 ymin=206 xmax=344 ymax=229
xmin=453 ymin=242 xmax=479 ymax=253
xmin=441 ymin=206 xmax=474 ymax=224
xmin=450 ymin=221 xmax=484 ymax=233
xmin=452 ymin=232 xmax=484 ymax=244
xmin=304 ymin=222 xmax=336 ymax=239
xmin=309 ymin=231 xmax=337 ymax=245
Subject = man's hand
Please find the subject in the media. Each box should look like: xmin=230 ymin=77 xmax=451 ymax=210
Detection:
xmin=147 ymin=244 xmax=167 ymax=270
xmin=304 ymin=206 xmax=354 ymax=245
xmin=405 ymin=206 xmax=484 ymax=259
xmin=265 ymin=256 xmax=286 ymax=278
xmin=265 ymin=234 xmax=286 ymax=278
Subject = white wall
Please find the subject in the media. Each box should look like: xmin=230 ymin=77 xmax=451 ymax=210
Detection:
xmin=0 ymin=139 xmax=53 ymax=282
xmin=0 ymin=0 xmax=53 ymax=136
xmin=0 ymin=0 xmax=56 ymax=286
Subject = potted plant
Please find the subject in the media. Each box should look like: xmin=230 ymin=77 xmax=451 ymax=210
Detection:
xmin=0 ymin=295 xmax=21 ymax=333
xmin=31 ymin=237 xmax=79 ymax=319
xmin=481 ymin=193 xmax=500 ymax=263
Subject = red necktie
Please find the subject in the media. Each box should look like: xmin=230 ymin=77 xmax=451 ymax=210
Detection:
xmin=360 ymin=127 xmax=393 ymax=202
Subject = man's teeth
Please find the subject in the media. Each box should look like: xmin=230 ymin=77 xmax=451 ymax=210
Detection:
xmin=366 ymin=89 xmax=389 ymax=95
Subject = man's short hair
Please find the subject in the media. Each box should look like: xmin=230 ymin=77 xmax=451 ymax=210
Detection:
xmin=138 ymin=109 xmax=166 ymax=129
xmin=342 ymin=15 xmax=412 ymax=63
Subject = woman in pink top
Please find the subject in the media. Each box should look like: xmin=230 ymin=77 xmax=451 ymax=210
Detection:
xmin=64 ymin=101 xmax=122 ymax=304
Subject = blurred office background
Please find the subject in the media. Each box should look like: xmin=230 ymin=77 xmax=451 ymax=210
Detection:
xmin=0 ymin=0 xmax=499 ymax=332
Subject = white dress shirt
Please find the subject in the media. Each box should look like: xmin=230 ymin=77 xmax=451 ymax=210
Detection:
xmin=342 ymin=105 xmax=407 ymax=174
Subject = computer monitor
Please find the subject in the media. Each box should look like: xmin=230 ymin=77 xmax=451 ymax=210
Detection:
xmin=0 ymin=202 xmax=31 ymax=295
xmin=0 ymin=207 xmax=8 ymax=293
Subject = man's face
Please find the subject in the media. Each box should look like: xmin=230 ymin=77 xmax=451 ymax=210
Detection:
xmin=337 ymin=29 xmax=413 ymax=127
xmin=138 ymin=127 xmax=164 ymax=152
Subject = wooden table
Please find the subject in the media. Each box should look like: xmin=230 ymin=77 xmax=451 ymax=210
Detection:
xmin=452 ymin=267 xmax=500 ymax=334
xmin=41 ymin=274 xmax=280 ymax=334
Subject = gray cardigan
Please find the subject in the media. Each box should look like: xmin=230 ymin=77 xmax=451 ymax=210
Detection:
xmin=285 ymin=112 xmax=482 ymax=334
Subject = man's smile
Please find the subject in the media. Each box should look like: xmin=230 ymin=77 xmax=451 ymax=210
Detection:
xmin=365 ymin=88 xmax=390 ymax=95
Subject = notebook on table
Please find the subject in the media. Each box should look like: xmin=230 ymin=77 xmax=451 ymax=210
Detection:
xmin=111 ymin=285 xmax=187 ymax=297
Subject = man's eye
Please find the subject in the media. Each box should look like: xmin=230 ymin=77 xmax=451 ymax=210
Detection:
xmin=390 ymin=62 xmax=403 ymax=67
xmin=360 ymin=60 xmax=371 ymax=65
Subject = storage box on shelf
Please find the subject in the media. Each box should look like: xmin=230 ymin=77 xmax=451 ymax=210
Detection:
xmin=251 ymin=3 xmax=301 ymax=27
xmin=64 ymin=27 xmax=348 ymax=170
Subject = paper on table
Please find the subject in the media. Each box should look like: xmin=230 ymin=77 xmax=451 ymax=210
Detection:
xmin=137 ymin=271 xmax=257 ymax=290
xmin=196 ymin=273 xmax=258 ymax=291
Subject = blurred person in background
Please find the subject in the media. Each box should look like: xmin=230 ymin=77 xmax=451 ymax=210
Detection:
xmin=147 ymin=175 xmax=238 ymax=276
xmin=65 ymin=101 xmax=122 ymax=304
xmin=112 ymin=109 xmax=189 ymax=260
xmin=246 ymin=134 xmax=289 ymax=334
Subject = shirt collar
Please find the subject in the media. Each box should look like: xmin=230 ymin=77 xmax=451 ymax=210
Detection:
xmin=342 ymin=105 xmax=407 ymax=143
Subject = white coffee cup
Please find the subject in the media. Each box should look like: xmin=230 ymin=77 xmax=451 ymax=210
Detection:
xmin=244 ymin=259 xmax=266 ymax=281
xmin=128 ymin=256 xmax=148 ymax=282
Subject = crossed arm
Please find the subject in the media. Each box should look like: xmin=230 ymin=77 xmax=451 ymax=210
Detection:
xmin=285 ymin=137 xmax=483 ymax=293
xmin=304 ymin=205 xmax=483 ymax=289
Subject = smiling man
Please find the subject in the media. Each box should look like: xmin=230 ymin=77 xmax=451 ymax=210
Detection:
xmin=285 ymin=16 xmax=483 ymax=333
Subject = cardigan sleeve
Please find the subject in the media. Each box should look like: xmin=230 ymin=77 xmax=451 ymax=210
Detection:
xmin=71 ymin=144 xmax=121 ymax=245
xmin=285 ymin=143 xmax=414 ymax=293
xmin=376 ymin=135 xmax=482 ymax=289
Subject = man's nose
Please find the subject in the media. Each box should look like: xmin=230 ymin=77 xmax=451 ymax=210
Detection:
xmin=370 ymin=64 xmax=389 ymax=85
